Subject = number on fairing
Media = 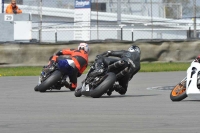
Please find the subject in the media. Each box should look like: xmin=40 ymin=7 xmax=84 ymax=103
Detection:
xmin=38 ymin=77 xmax=41 ymax=85
xmin=85 ymin=84 xmax=89 ymax=91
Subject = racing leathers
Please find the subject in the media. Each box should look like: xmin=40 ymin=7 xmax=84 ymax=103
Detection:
xmin=101 ymin=50 xmax=140 ymax=95
xmin=50 ymin=48 xmax=88 ymax=91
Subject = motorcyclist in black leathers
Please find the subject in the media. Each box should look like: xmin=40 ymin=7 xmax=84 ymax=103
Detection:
xmin=100 ymin=45 xmax=141 ymax=96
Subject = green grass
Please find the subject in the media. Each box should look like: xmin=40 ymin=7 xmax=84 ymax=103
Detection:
xmin=140 ymin=62 xmax=190 ymax=72
xmin=0 ymin=66 xmax=42 ymax=76
xmin=0 ymin=62 xmax=191 ymax=76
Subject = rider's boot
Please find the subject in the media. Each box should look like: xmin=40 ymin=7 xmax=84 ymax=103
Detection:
xmin=68 ymin=83 xmax=77 ymax=91
xmin=107 ymin=87 xmax=115 ymax=96
xmin=113 ymin=84 xmax=126 ymax=95
xmin=62 ymin=80 xmax=70 ymax=88
xmin=62 ymin=81 xmax=75 ymax=91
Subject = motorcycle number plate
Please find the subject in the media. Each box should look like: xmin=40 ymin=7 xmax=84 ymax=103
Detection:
xmin=85 ymin=84 xmax=90 ymax=91
xmin=82 ymin=83 xmax=90 ymax=91
xmin=38 ymin=77 xmax=41 ymax=85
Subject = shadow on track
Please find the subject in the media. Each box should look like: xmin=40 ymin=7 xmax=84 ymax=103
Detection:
xmin=100 ymin=94 xmax=160 ymax=98
xmin=37 ymin=90 xmax=72 ymax=93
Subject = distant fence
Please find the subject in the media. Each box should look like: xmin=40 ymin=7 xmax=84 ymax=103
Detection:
xmin=1 ymin=0 xmax=200 ymax=43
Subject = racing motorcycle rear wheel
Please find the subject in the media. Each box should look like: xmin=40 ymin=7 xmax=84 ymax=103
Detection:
xmin=36 ymin=70 xmax=62 ymax=92
xmin=170 ymin=80 xmax=187 ymax=101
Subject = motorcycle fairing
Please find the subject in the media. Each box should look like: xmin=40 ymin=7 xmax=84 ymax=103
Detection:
xmin=186 ymin=61 xmax=200 ymax=100
xmin=81 ymin=82 xmax=90 ymax=96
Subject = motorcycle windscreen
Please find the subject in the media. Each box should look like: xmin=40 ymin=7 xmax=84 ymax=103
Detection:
xmin=57 ymin=59 xmax=73 ymax=75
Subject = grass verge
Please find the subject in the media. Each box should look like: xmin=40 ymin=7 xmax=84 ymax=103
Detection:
xmin=0 ymin=62 xmax=190 ymax=76
xmin=140 ymin=62 xmax=190 ymax=72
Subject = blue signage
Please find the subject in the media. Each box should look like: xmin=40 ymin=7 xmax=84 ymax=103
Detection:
xmin=75 ymin=0 xmax=91 ymax=8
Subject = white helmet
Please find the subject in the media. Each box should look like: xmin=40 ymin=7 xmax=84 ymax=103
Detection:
xmin=78 ymin=43 xmax=90 ymax=53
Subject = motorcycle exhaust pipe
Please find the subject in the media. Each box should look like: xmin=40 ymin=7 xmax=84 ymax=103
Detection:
xmin=116 ymin=67 xmax=129 ymax=79
xmin=108 ymin=60 xmax=124 ymax=70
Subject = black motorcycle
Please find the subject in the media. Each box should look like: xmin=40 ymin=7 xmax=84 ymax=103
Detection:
xmin=34 ymin=57 xmax=74 ymax=92
xmin=74 ymin=55 xmax=129 ymax=98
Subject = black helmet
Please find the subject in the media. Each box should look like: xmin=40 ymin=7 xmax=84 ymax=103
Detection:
xmin=128 ymin=45 xmax=141 ymax=54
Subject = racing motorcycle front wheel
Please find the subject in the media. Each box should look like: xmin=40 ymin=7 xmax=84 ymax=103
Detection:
xmin=90 ymin=72 xmax=116 ymax=98
xmin=35 ymin=70 xmax=62 ymax=92
xmin=74 ymin=86 xmax=82 ymax=97
xmin=170 ymin=79 xmax=187 ymax=101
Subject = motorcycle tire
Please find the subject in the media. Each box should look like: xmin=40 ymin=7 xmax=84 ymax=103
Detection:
xmin=37 ymin=70 xmax=62 ymax=92
xmin=34 ymin=85 xmax=39 ymax=91
xmin=74 ymin=86 xmax=82 ymax=97
xmin=170 ymin=80 xmax=187 ymax=101
xmin=90 ymin=72 xmax=116 ymax=98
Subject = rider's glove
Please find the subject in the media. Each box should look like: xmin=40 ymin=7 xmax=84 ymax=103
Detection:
xmin=95 ymin=55 xmax=101 ymax=61
xmin=49 ymin=55 xmax=53 ymax=61
xmin=48 ymin=60 xmax=56 ymax=67
xmin=49 ymin=55 xmax=58 ymax=65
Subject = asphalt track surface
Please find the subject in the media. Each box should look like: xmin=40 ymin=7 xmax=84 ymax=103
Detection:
xmin=1 ymin=71 xmax=200 ymax=133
